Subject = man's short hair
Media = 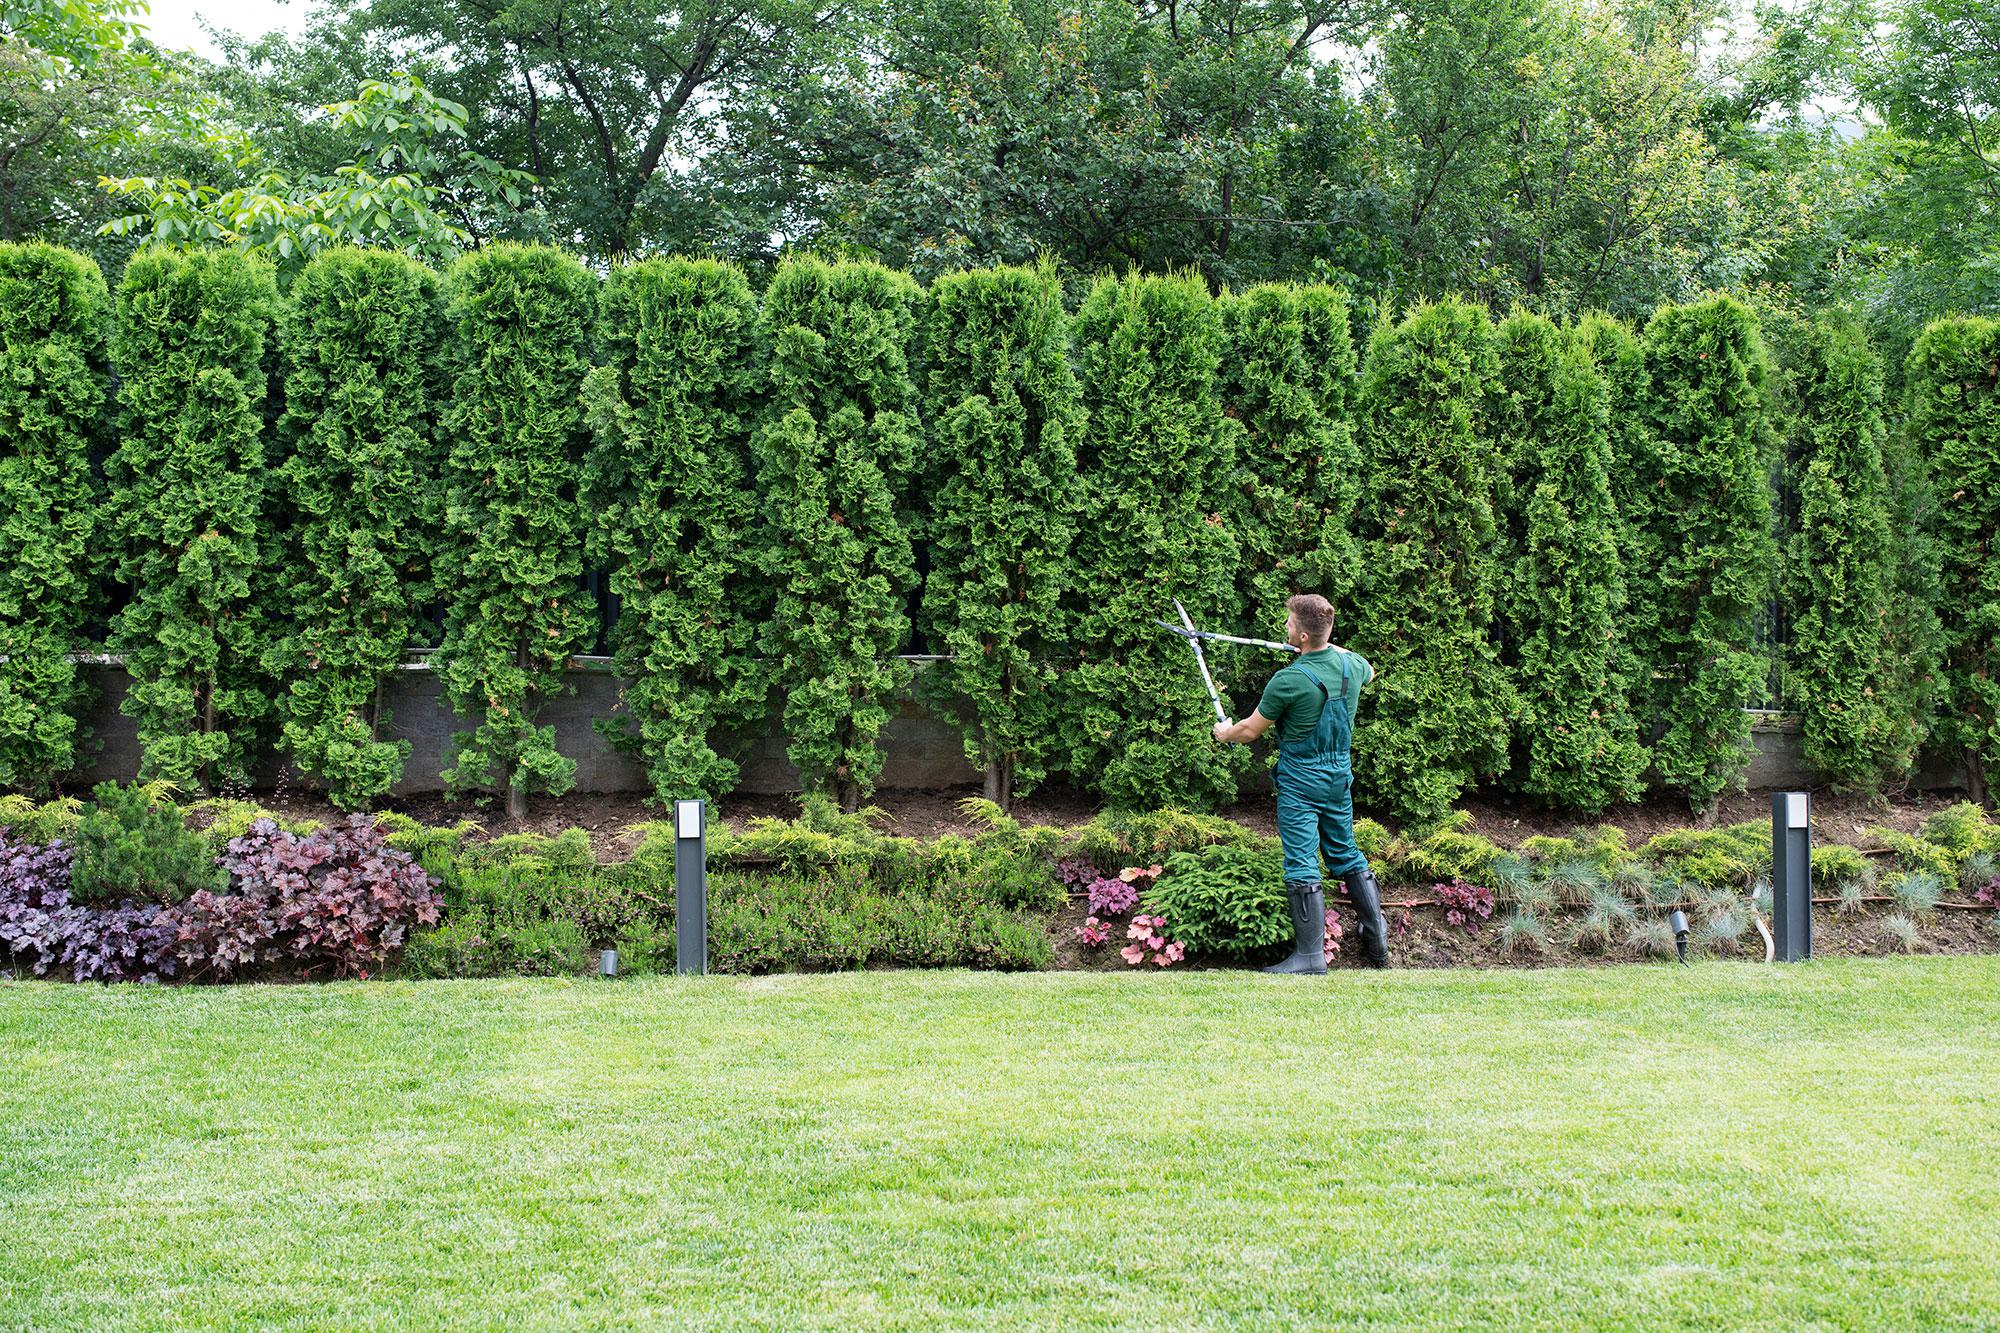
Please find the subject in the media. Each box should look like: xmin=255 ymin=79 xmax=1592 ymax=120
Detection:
xmin=1286 ymin=593 xmax=1335 ymax=642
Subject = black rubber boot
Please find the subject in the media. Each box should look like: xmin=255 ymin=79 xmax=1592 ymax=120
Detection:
xmin=1343 ymin=865 xmax=1389 ymax=967
xmin=1262 ymin=880 xmax=1327 ymax=975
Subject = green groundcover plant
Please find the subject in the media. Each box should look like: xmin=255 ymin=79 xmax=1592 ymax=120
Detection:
xmin=0 ymin=242 xmax=106 ymax=790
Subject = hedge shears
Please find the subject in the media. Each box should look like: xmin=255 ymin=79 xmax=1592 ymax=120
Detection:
xmin=1155 ymin=599 xmax=1299 ymax=723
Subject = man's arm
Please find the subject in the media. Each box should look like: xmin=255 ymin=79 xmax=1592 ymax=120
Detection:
xmin=1212 ymin=711 xmax=1275 ymax=745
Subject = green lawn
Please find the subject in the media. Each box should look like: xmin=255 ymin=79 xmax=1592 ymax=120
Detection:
xmin=4 ymin=960 xmax=1997 ymax=1330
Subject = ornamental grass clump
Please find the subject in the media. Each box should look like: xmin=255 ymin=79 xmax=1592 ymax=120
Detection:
xmin=0 ymin=242 xmax=107 ymax=791
xmin=1888 ymin=870 xmax=1945 ymax=918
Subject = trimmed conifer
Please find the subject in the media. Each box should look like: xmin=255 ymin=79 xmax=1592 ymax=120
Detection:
xmin=753 ymin=256 xmax=923 ymax=810
xmin=0 ymin=243 xmax=107 ymax=790
xmin=582 ymin=257 xmax=769 ymax=804
xmin=1511 ymin=334 xmax=1647 ymax=810
xmin=105 ymin=247 xmax=281 ymax=789
xmin=1349 ymin=300 xmax=1516 ymax=825
xmin=919 ymin=262 xmax=1082 ymax=807
xmin=1905 ymin=316 xmax=2000 ymax=798
xmin=1066 ymin=271 xmax=1247 ymax=810
xmin=1637 ymin=295 xmax=1777 ymax=815
xmin=435 ymin=244 xmax=599 ymax=819
xmin=1220 ymin=283 xmax=1362 ymax=636
xmin=268 ymin=248 xmax=448 ymax=809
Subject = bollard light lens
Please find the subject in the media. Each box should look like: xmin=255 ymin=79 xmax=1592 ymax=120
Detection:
xmin=599 ymin=948 xmax=618 ymax=978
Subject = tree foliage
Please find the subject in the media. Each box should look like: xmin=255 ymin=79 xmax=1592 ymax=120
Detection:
xmin=582 ymin=257 xmax=768 ymax=804
xmin=1905 ymin=316 xmax=2000 ymax=797
xmin=268 ymin=247 xmax=446 ymax=808
xmin=1220 ymin=283 xmax=1362 ymax=637
xmin=435 ymin=244 xmax=598 ymax=817
xmin=1349 ymin=299 xmax=1515 ymax=825
xmin=919 ymin=262 xmax=1082 ymax=806
xmin=1066 ymin=271 xmax=1247 ymax=809
xmin=0 ymin=242 xmax=105 ymax=788
xmin=105 ymin=246 xmax=280 ymax=789
xmin=1505 ymin=321 xmax=1646 ymax=811
xmin=1572 ymin=310 xmax=1659 ymax=716
xmin=753 ymin=255 xmax=922 ymax=810
xmin=1637 ymin=295 xmax=1776 ymax=813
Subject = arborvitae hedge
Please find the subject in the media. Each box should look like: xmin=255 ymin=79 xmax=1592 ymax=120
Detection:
xmin=106 ymin=247 xmax=280 ymax=789
xmin=268 ymin=249 xmax=447 ymax=809
xmin=1067 ymin=271 xmax=1247 ymax=810
xmin=1638 ymin=295 xmax=1777 ymax=813
xmin=1772 ymin=313 xmax=1907 ymax=791
xmin=1906 ymin=316 xmax=2000 ymax=798
xmin=435 ymin=245 xmax=599 ymax=819
xmin=754 ymin=256 xmax=923 ymax=810
xmin=1349 ymin=300 xmax=1516 ymax=825
xmin=919 ymin=263 xmax=1081 ymax=807
xmin=1221 ymin=283 xmax=1362 ymax=637
xmin=1572 ymin=312 xmax=1660 ymax=719
xmin=582 ymin=257 xmax=768 ymax=804
xmin=0 ymin=243 xmax=106 ymax=790
xmin=1491 ymin=310 xmax=1566 ymax=670
xmin=1511 ymin=333 xmax=1647 ymax=811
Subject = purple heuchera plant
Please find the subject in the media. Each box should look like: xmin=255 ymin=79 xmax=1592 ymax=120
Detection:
xmin=1433 ymin=880 xmax=1495 ymax=932
xmin=1055 ymin=856 xmax=1099 ymax=893
xmin=1086 ymin=876 xmax=1138 ymax=917
xmin=0 ymin=831 xmax=179 ymax=981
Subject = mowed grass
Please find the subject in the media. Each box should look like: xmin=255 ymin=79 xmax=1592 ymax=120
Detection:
xmin=3 ymin=960 xmax=1998 ymax=1330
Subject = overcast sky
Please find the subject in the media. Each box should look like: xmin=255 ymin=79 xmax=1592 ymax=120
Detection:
xmin=138 ymin=0 xmax=313 ymax=58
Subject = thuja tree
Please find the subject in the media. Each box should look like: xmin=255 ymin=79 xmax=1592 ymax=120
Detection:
xmin=0 ymin=243 xmax=106 ymax=790
xmin=1772 ymin=313 xmax=1909 ymax=791
xmin=1511 ymin=335 xmax=1647 ymax=811
xmin=1906 ymin=316 xmax=2000 ymax=799
xmin=435 ymin=245 xmax=598 ymax=819
xmin=582 ymin=257 xmax=767 ymax=804
xmin=1067 ymin=271 xmax=1247 ymax=810
xmin=1348 ymin=300 xmax=1516 ymax=825
xmin=754 ymin=256 xmax=922 ymax=810
xmin=1572 ymin=312 xmax=1662 ymax=717
xmin=268 ymin=249 xmax=447 ymax=809
xmin=1490 ymin=310 xmax=1568 ymax=655
xmin=919 ymin=262 xmax=1082 ymax=808
xmin=1220 ymin=283 xmax=1362 ymax=633
xmin=106 ymin=247 xmax=281 ymax=789
xmin=1638 ymin=295 xmax=1776 ymax=814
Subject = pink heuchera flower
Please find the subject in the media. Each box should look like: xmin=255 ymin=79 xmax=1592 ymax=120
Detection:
xmin=1121 ymin=943 xmax=1146 ymax=966
xmin=1076 ymin=916 xmax=1111 ymax=948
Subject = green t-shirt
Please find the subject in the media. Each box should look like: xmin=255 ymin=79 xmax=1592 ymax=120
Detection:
xmin=1254 ymin=646 xmax=1373 ymax=742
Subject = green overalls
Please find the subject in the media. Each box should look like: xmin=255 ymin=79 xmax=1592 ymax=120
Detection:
xmin=1270 ymin=653 xmax=1369 ymax=885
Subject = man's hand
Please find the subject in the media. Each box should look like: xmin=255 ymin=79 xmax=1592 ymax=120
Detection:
xmin=1212 ymin=719 xmax=1234 ymax=743
xmin=1212 ymin=712 xmax=1273 ymax=745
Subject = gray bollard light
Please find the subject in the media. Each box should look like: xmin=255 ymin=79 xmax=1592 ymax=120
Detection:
xmin=674 ymin=798 xmax=708 ymax=976
xmin=1771 ymin=791 xmax=1812 ymax=962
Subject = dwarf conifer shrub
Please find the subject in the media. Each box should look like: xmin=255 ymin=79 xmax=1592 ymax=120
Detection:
xmin=1505 ymin=325 xmax=1646 ymax=812
xmin=583 ymin=257 xmax=769 ymax=804
xmin=68 ymin=782 xmax=224 ymax=905
xmin=1220 ymin=283 xmax=1362 ymax=632
xmin=1637 ymin=296 xmax=1776 ymax=812
xmin=919 ymin=263 xmax=1082 ymax=806
xmin=753 ymin=257 xmax=923 ymax=810
xmin=1772 ymin=314 xmax=1907 ymax=791
xmin=1349 ymin=300 xmax=1515 ymax=824
xmin=105 ymin=247 xmax=281 ymax=788
xmin=268 ymin=249 xmax=447 ymax=809
xmin=1905 ymin=316 xmax=2000 ymax=796
xmin=1067 ymin=271 xmax=1247 ymax=809
xmin=0 ymin=243 xmax=106 ymax=789
xmin=435 ymin=245 xmax=598 ymax=818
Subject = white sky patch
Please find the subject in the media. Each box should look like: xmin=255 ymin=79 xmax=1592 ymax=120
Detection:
xmin=135 ymin=0 xmax=314 ymax=59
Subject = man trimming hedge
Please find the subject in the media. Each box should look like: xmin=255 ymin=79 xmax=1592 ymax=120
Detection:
xmin=1210 ymin=593 xmax=1388 ymax=973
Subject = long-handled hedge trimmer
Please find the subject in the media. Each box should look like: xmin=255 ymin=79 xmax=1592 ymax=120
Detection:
xmin=1155 ymin=599 xmax=1298 ymax=722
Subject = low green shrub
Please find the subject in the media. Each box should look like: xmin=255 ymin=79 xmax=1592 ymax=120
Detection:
xmin=1642 ymin=823 xmax=1769 ymax=892
xmin=1142 ymin=843 xmax=1291 ymax=957
xmin=1919 ymin=802 xmax=1997 ymax=861
xmin=68 ymin=782 xmax=224 ymax=905
xmin=1069 ymin=807 xmax=1254 ymax=870
xmin=1397 ymin=825 xmax=1501 ymax=889
xmin=1869 ymin=827 xmax=1958 ymax=880
xmin=1811 ymin=844 xmax=1874 ymax=891
xmin=0 ymin=794 xmax=85 ymax=845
